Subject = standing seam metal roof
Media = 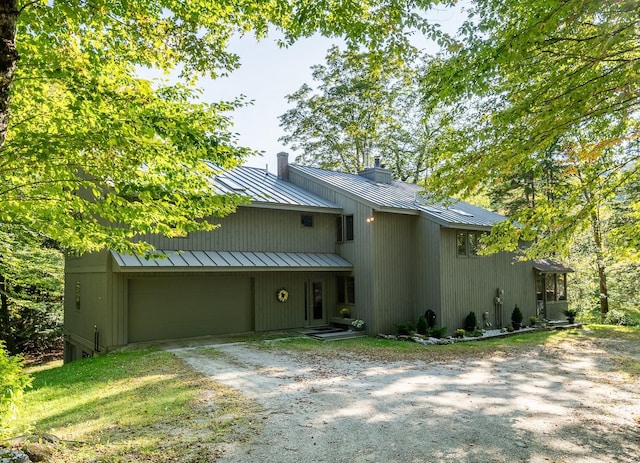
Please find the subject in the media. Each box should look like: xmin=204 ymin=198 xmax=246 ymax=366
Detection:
xmin=208 ymin=164 xmax=340 ymax=211
xmin=290 ymin=164 xmax=507 ymax=228
xmin=111 ymin=250 xmax=353 ymax=272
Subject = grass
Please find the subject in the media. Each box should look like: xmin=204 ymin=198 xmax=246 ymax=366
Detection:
xmin=5 ymin=348 xmax=259 ymax=463
xmin=257 ymin=328 xmax=578 ymax=362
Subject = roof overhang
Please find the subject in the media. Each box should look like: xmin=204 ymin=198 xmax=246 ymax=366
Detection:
xmin=243 ymin=202 xmax=343 ymax=214
xmin=111 ymin=250 xmax=353 ymax=273
xmin=533 ymin=258 xmax=574 ymax=273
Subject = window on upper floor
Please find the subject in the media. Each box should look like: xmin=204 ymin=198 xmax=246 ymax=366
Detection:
xmin=337 ymin=215 xmax=354 ymax=242
xmin=456 ymin=230 xmax=483 ymax=257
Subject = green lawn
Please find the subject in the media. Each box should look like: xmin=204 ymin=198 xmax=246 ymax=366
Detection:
xmin=7 ymin=348 xmax=259 ymax=463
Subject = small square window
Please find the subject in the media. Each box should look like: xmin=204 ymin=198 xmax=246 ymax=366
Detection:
xmin=301 ymin=214 xmax=313 ymax=227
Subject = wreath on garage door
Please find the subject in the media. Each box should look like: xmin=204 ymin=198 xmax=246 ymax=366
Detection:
xmin=276 ymin=288 xmax=289 ymax=302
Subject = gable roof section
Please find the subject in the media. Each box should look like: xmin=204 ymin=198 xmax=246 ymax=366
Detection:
xmin=291 ymin=164 xmax=506 ymax=228
xmin=210 ymin=164 xmax=341 ymax=212
xmin=111 ymin=250 xmax=353 ymax=273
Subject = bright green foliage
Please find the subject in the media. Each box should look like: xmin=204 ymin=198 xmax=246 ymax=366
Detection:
xmin=0 ymin=341 xmax=32 ymax=438
xmin=421 ymin=0 xmax=640 ymax=257
xmin=0 ymin=226 xmax=63 ymax=355
xmin=3 ymin=0 xmax=451 ymax=254
xmin=280 ymin=46 xmax=454 ymax=182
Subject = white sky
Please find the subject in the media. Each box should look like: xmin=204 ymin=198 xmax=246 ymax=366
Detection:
xmin=194 ymin=5 xmax=466 ymax=173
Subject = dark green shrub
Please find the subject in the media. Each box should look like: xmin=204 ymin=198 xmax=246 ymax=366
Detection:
xmin=464 ymin=311 xmax=477 ymax=331
xmin=511 ymin=305 xmax=523 ymax=324
xmin=0 ymin=341 xmax=32 ymax=437
xmin=394 ymin=322 xmax=416 ymax=335
xmin=426 ymin=326 xmax=448 ymax=339
xmin=416 ymin=316 xmax=427 ymax=335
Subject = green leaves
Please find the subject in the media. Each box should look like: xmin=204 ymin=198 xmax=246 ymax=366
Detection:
xmin=0 ymin=0 xmax=458 ymax=254
xmin=279 ymin=46 xmax=453 ymax=183
xmin=421 ymin=0 xmax=640 ymax=257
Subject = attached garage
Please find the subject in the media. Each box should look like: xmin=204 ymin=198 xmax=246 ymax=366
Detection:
xmin=110 ymin=250 xmax=353 ymax=344
xmin=127 ymin=276 xmax=253 ymax=343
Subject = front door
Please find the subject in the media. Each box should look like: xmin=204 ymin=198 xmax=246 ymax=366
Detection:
xmin=306 ymin=280 xmax=325 ymax=327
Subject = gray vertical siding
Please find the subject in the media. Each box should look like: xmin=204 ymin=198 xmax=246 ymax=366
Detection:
xmin=371 ymin=212 xmax=418 ymax=334
xmin=138 ymin=207 xmax=337 ymax=253
xmin=439 ymin=228 xmax=536 ymax=331
xmin=64 ymin=250 xmax=112 ymax=359
xmin=290 ymin=170 xmax=422 ymax=334
xmin=415 ymin=218 xmax=443 ymax=323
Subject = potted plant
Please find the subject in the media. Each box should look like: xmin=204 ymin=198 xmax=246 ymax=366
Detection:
xmin=563 ymin=308 xmax=577 ymax=324
xmin=351 ymin=319 xmax=366 ymax=331
xmin=340 ymin=307 xmax=351 ymax=319
xmin=511 ymin=305 xmax=523 ymax=330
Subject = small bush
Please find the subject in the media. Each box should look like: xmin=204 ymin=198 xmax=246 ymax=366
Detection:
xmin=604 ymin=309 xmax=640 ymax=327
xmin=453 ymin=328 xmax=466 ymax=338
xmin=416 ymin=316 xmax=428 ymax=335
xmin=0 ymin=341 xmax=32 ymax=437
xmin=395 ymin=322 xmax=416 ymax=335
xmin=529 ymin=316 xmax=537 ymax=326
xmin=464 ymin=311 xmax=477 ymax=331
xmin=511 ymin=305 xmax=523 ymax=324
xmin=426 ymin=326 xmax=448 ymax=339
xmin=466 ymin=329 xmax=483 ymax=338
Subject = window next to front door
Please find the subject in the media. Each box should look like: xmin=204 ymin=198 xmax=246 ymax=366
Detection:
xmin=337 ymin=276 xmax=355 ymax=304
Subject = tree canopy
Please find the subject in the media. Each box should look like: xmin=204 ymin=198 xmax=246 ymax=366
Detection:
xmin=421 ymin=0 xmax=639 ymax=256
xmin=279 ymin=46 xmax=454 ymax=182
xmin=1 ymin=0 xmax=449 ymax=254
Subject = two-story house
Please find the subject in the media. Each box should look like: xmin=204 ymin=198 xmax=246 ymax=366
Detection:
xmin=63 ymin=153 xmax=571 ymax=361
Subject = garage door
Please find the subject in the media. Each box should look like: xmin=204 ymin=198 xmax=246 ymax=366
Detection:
xmin=128 ymin=276 xmax=253 ymax=343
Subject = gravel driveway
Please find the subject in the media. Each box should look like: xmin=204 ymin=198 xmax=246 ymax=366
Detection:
xmin=170 ymin=334 xmax=640 ymax=463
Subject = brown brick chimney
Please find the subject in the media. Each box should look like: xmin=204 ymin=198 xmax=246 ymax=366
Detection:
xmin=277 ymin=152 xmax=289 ymax=180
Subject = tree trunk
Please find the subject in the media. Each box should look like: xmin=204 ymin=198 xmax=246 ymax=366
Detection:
xmin=0 ymin=0 xmax=20 ymax=149
xmin=0 ymin=269 xmax=13 ymax=352
xmin=590 ymin=208 xmax=609 ymax=319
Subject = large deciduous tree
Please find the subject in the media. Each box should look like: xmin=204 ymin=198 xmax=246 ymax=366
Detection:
xmin=279 ymin=46 xmax=453 ymax=181
xmin=421 ymin=0 xmax=640 ymax=317
xmin=1 ymin=0 xmax=446 ymax=254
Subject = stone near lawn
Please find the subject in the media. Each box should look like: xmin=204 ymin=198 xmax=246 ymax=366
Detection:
xmin=0 ymin=448 xmax=31 ymax=463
